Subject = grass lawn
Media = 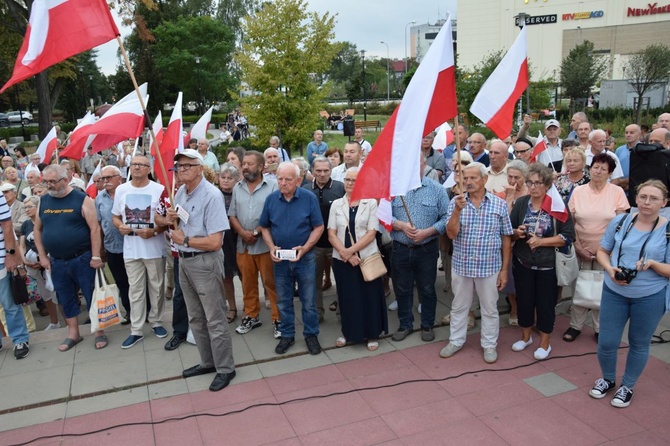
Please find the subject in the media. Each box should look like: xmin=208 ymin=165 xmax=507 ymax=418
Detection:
xmin=321 ymin=114 xmax=388 ymax=149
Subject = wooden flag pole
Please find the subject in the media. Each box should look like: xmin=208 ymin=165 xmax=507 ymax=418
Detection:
xmin=400 ymin=196 xmax=415 ymax=228
xmin=453 ymin=114 xmax=464 ymax=193
xmin=116 ymin=36 xmax=174 ymax=206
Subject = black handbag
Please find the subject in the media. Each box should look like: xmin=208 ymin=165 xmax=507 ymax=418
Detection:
xmin=10 ymin=268 xmax=30 ymax=305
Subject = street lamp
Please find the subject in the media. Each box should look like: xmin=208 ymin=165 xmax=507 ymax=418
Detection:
xmin=194 ymin=56 xmax=202 ymax=114
xmin=404 ymin=20 xmax=416 ymax=74
xmin=380 ymin=41 xmax=390 ymax=102
xmin=360 ymin=50 xmax=367 ymax=121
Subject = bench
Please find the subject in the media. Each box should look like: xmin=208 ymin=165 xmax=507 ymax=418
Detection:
xmin=354 ymin=120 xmax=381 ymax=131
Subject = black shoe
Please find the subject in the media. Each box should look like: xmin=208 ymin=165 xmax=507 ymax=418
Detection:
xmin=14 ymin=342 xmax=29 ymax=359
xmin=164 ymin=335 xmax=186 ymax=351
xmin=209 ymin=370 xmax=236 ymax=392
xmin=391 ymin=327 xmax=413 ymax=342
xmin=305 ymin=336 xmax=322 ymax=355
xmin=120 ymin=318 xmax=131 ymax=326
xmin=183 ymin=364 xmax=216 ymax=378
xmin=275 ymin=337 xmax=295 ymax=354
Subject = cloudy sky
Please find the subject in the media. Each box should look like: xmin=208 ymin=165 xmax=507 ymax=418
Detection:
xmin=95 ymin=0 xmax=458 ymax=75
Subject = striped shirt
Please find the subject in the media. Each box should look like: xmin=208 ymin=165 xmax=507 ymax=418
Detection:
xmin=0 ymin=194 xmax=11 ymax=268
xmin=448 ymin=192 xmax=513 ymax=278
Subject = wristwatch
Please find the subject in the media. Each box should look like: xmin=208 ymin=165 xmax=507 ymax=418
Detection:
xmin=6 ymin=248 xmax=15 ymax=255
xmin=183 ymin=236 xmax=190 ymax=248
xmin=252 ymin=229 xmax=259 ymax=237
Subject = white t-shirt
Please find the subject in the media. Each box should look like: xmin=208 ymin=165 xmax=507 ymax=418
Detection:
xmin=112 ymin=181 xmax=167 ymax=259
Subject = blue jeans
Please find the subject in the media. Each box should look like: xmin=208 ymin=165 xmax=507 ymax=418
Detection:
xmin=598 ymin=284 xmax=666 ymax=388
xmin=0 ymin=272 xmax=29 ymax=345
xmin=50 ymin=252 xmax=95 ymax=319
xmin=273 ymin=250 xmax=319 ymax=338
xmin=391 ymin=239 xmax=438 ymax=330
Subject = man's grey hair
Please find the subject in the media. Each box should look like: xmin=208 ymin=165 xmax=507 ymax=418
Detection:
xmin=312 ymin=155 xmax=332 ymax=170
xmin=269 ymin=135 xmax=280 ymax=145
xmin=507 ymin=159 xmax=529 ymax=178
xmin=277 ymin=161 xmax=300 ymax=177
xmin=345 ymin=166 xmax=360 ymax=176
xmin=102 ymin=165 xmax=122 ymax=176
xmin=43 ymin=164 xmax=69 ymax=180
xmin=573 ymin=111 xmax=588 ymax=122
xmin=463 ymin=161 xmax=488 ymax=178
xmin=292 ymin=157 xmax=309 ymax=174
xmin=589 ymin=129 xmax=606 ymax=141
xmin=264 ymin=147 xmax=279 ymax=157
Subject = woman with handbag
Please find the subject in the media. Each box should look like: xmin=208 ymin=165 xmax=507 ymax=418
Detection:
xmin=565 ymin=153 xmax=629 ymax=342
xmin=327 ymin=167 xmax=388 ymax=351
xmin=589 ymin=180 xmax=670 ymax=408
xmin=510 ymin=163 xmax=575 ymax=360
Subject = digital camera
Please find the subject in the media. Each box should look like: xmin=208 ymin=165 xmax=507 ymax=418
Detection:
xmin=615 ymin=267 xmax=637 ymax=284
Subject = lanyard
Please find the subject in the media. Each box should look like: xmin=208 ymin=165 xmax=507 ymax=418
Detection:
xmin=616 ymin=214 xmax=659 ymax=267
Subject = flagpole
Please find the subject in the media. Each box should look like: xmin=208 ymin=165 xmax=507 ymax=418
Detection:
xmin=453 ymin=114 xmax=464 ymax=193
xmin=399 ymin=196 xmax=415 ymax=228
xmin=116 ymin=36 xmax=174 ymax=206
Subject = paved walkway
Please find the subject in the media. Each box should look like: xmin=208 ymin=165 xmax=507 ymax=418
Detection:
xmin=1 ymin=278 xmax=670 ymax=445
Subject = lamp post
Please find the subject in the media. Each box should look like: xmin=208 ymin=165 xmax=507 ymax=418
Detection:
xmin=404 ymin=20 xmax=416 ymax=74
xmin=194 ymin=56 xmax=202 ymax=114
xmin=360 ymin=50 xmax=367 ymax=121
xmin=380 ymin=41 xmax=390 ymax=102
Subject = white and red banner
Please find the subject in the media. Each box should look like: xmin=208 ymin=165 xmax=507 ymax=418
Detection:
xmin=1 ymin=0 xmax=120 ymax=92
xmin=58 ymin=111 xmax=96 ymax=160
xmin=155 ymin=92 xmax=183 ymax=189
xmin=85 ymin=162 xmax=102 ymax=198
xmin=352 ymin=15 xmax=457 ymax=201
xmin=187 ymin=106 xmax=213 ymax=143
xmin=530 ymin=131 xmax=547 ymax=163
xmin=35 ymin=126 xmax=59 ymax=163
xmin=433 ymin=121 xmax=455 ymax=153
xmin=542 ymin=184 xmax=569 ymax=223
xmin=470 ymin=26 xmax=528 ymax=139
xmin=149 ymin=111 xmax=164 ymax=155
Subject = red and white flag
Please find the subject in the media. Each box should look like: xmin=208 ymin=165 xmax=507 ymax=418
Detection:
xmin=35 ymin=126 xmax=59 ymax=163
xmin=85 ymin=162 xmax=102 ymax=198
xmin=470 ymin=26 xmax=528 ymax=139
xmin=149 ymin=111 xmax=164 ymax=155
xmin=542 ymin=184 xmax=569 ymax=223
xmin=352 ymin=16 xmax=457 ymax=201
xmin=155 ymin=92 xmax=183 ymax=189
xmin=433 ymin=122 xmax=454 ymax=153
xmin=58 ymin=111 xmax=96 ymax=160
xmin=1 ymin=0 xmax=119 ymax=92
xmin=530 ymin=131 xmax=547 ymax=163
xmin=186 ymin=106 xmax=213 ymax=143
xmin=376 ymin=198 xmax=393 ymax=232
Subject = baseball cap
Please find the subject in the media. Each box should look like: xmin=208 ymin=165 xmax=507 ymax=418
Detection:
xmin=173 ymin=149 xmax=204 ymax=165
xmin=0 ymin=183 xmax=17 ymax=192
xmin=545 ymin=119 xmax=560 ymax=129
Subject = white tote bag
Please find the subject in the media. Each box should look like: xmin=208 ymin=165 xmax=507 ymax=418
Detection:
xmin=89 ymin=269 xmax=124 ymax=333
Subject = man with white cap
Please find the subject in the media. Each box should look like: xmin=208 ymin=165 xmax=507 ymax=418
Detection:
xmin=161 ymin=149 xmax=236 ymax=392
xmin=518 ymin=114 xmax=563 ymax=172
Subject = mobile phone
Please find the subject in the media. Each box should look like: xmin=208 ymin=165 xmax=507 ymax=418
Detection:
xmin=275 ymin=249 xmax=297 ymax=260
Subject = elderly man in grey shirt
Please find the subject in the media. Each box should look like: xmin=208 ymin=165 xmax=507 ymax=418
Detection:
xmin=228 ymin=150 xmax=281 ymax=338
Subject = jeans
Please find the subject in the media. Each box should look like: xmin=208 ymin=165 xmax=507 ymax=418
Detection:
xmin=314 ymin=246 xmax=333 ymax=319
xmin=0 ymin=272 xmax=29 ymax=345
xmin=50 ymin=251 xmax=95 ymax=319
xmin=391 ymin=239 xmax=439 ymax=330
xmin=598 ymin=284 xmax=665 ymax=388
xmin=171 ymin=256 xmax=189 ymax=338
xmin=273 ymin=250 xmax=319 ymax=338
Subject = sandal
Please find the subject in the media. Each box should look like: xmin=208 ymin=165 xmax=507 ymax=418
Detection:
xmin=95 ymin=335 xmax=108 ymax=350
xmin=367 ymin=341 xmax=379 ymax=351
xmin=335 ymin=336 xmax=347 ymax=347
xmin=563 ymin=327 xmax=581 ymax=342
xmin=509 ymin=315 xmax=519 ymax=327
xmin=227 ymin=310 xmax=237 ymax=324
xmin=59 ymin=336 xmax=83 ymax=352
xmin=329 ymin=301 xmax=338 ymax=311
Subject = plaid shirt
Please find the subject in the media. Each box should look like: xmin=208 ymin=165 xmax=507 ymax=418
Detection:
xmin=448 ymin=192 xmax=513 ymax=278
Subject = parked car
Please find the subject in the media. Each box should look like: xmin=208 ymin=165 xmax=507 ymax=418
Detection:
xmin=0 ymin=113 xmax=9 ymax=127
xmin=6 ymin=111 xmax=33 ymax=124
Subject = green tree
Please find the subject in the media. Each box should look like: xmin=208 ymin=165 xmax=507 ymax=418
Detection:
xmin=456 ymin=50 xmax=504 ymax=124
xmin=235 ymin=0 xmax=337 ymax=152
xmin=560 ymin=40 xmax=607 ymax=114
xmin=624 ymin=44 xmax=670 ymax=124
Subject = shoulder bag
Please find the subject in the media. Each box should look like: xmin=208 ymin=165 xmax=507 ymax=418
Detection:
xmin=344 ymin=205 xmax=387 ymax=282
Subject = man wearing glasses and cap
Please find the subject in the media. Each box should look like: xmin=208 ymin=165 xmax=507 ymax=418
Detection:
xmin=518 ymin=114 xmax=564 ymax=172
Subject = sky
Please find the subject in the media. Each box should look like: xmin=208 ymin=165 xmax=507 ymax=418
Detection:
xmin=95 ymin=0 xmax=458 ymax=75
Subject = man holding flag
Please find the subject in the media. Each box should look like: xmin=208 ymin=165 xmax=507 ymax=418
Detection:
xmin=518 ymin=115 xmax=563 ymax=172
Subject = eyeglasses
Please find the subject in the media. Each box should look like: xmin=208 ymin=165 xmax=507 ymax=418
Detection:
xmin=514 ymin=149 xmax=530 ymax=154
xmin=525 ymin=181 xmax=545 ymax=188
xmin=175 ymin=163 xmax=200 ymax=171
xmin=23 ymin=205 xmax=36 ymax=209
xmin=100 ymin=175 xmax=120 ymax=181
xmin=130 ymin=163 xmax=150 ymax=169
xmin=43 ymin=178 xmax=65 ymax=186
xmin=343 ymin=178 xmax=356 ymax=183
xmin=638 ymin=194 xmax=663 ymax=204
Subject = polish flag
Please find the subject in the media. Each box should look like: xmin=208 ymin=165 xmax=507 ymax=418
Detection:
xmin=530 ymin=131 xmax=547 ymax=163
xmin=376 ymin=198 xmax=393 ymax=232
xmin=85 ymin=162 xmax=102 ymax=198
xmin=1 ymin=0 xmax=119 ymax=92
xmin=69 ymin=83 xmax=149 ymax=154
xmin=542 ymin=184 xmax=569 ymax=223
xmin=58 ymin=111 xmax=96 ymax=160
xmin=352 ymin=16 xmax=457 ymax=201
xmin=155 ymin=92 xmax=183 ymax=189
xmin=186 ymin=106 xmax=213 ymax=144
xmin=149 ymin=111 xmax=164 ymax=156
xmin=35 ymin=126 xmax=59 ymax=163
xmin=470 ymin=26 xmax=528 ymax=139
xmin=433 ymin=122 xmax=455 ymax=153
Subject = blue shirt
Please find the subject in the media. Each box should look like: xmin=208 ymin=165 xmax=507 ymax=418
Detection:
xmin=259 ymin=187 xmax=324 ymax=249
xmin=306 ymin=141 xmax=328 ymax=164
xmin=601 ymin=214 xmax=670 ymax=298
xmin=448 ymin=192 xmax=513 ymax=277
xmin=96 ymin=190 xmax=124 ymax=254
xmin=615 ymin=144 xmax=632 ymax=178
xmin=391 ymin=177 xmax=449 ymax=245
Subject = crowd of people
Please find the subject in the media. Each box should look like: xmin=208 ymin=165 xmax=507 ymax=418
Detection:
xmin=0 ymin=112 xmax=669 ymax=405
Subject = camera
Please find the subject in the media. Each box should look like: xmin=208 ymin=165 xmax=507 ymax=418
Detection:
xmin=615 ymin=267 xmax=637 ymax=284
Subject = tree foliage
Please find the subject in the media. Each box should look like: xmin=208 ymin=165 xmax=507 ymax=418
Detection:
xmin=624 ymin=44 xmax=670 ymax=124
xmin=560 ymin=40 xmax=607 ymax=113
xmin=456 ymin=50 xmax=503 ymax=123
xmin=235 ymin=0 xmax=337 ymax=152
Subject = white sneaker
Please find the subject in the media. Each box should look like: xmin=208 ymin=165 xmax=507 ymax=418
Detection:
xmin=43 ymin=322 xmax=61 ymax=331
xmin=483 ymin=347 xmax=498 ymax=364
xmin=388 ymin=300 xmax=398 ymax=311
xmin=533 ymin=345 xmax=552 ymax=360
xmin=186 ymin=329 xmax=196 ymax=345
xmin=511 ymin=337 xmax=533 ymax=352
xmin=439 ymin=343 xmax=462 ymax=358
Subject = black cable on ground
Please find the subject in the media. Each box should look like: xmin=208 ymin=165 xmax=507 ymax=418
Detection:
xmin=8 ymin=348 xmax=616 ymax=446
